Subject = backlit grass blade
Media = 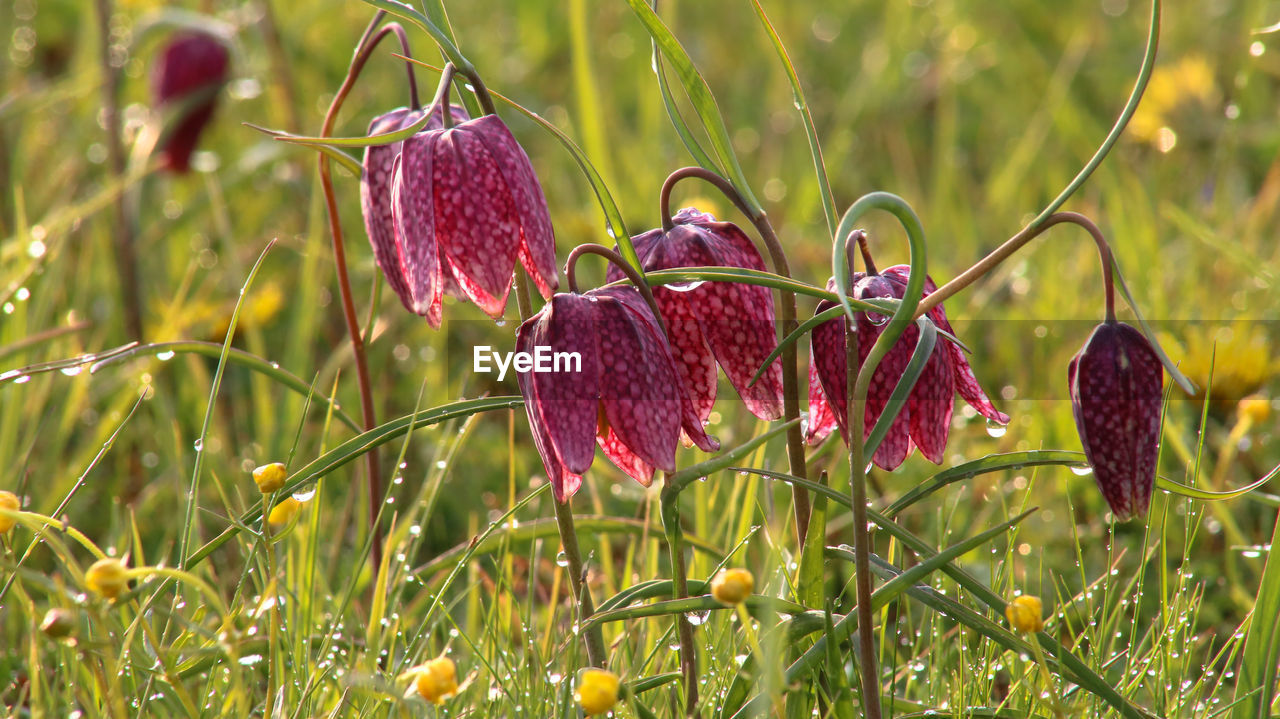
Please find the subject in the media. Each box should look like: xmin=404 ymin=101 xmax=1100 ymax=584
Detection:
xmin=863 ymin=316 xmax=937 ymax=460
xmin=412 ymin=516 xmax=724 ymax=578
xmin=624 ymin=0 xmax=762 ymax=215
xmin=1231 ymin=510 xmax=1280 ymax=719
xmin=186 ymin=396 xmax=524 ymax=567
xmin=749 ymin=0 xmax=837 ymax=238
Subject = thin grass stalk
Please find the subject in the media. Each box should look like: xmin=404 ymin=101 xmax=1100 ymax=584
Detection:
xmin=661 ymin=482 xmax=700 ymax=717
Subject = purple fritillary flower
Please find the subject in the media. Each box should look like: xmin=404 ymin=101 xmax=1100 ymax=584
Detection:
xmin=389 ymin=113 xmax=558 ymax=327
xmin=151 ymin=32 xmax=230 ymax=173
xmin=516 ymin=286 xmax=718 ymax=502
xmin=606 ymin=208 xmax=784 ymax=429
xmin=807 ymin=266 xmax=1009 ymax=470
xmin=1068 ymin=321 xmax=1163 ymax=520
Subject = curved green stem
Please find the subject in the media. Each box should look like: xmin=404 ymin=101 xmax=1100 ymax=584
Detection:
xmin=915 ymin=0 xmax=1160 ymax=319
xmin=830 ymin=191 xmax=929 ymax=719
xmin=566 ymin=244 xmax=667 ymax=335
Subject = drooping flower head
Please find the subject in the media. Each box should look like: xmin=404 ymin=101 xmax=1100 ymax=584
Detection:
xmin=150 ymin=31 xmax=230 ymax=173
xmin=1068 ymin=321 xmax=1163 ymax=520
xmin=516 ymin=286 xmax=718 ymax=502
xmin=606 ymin=208 xmax=784 ymax=429
xmin=807 ymin=264 xmax=1009 ymax=470
xmin=389 ymin=112 xmax=558 ymax=326
xmin=361 ymin=104 xmax=469 ymax=314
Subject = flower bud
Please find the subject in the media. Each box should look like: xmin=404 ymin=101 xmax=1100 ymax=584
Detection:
xmin=414 ymin=656 xmax=458 ymax=705
xmin=576 ymin=668 xmax=620 ymax=716
xmin=150 ymin=31 xmax=230 ymax=173
xmin=267 ymin=497 xmax=303 ymax=528
xmin=1239 ymin=395 xmax=1271 ymax=425
xmin=711 ymin=568 xmax=754 ymax=605
xmin=0 ymin=490 xmax=19 ymax=533
xmin=40 ymin=608 xmax=77 ymax=639
xmin=252 ymin=462 xmax=287 ymax=494
xmin=1005 ymin=595 xmax=1044 ymax=633
xmin=86 ymin=558 xmax=129 ymax=600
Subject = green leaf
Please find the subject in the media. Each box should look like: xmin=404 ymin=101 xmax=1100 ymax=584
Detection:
xmin=186 ymin=396 xmax=524 ymax=567
xmin=1232 ymin=510 xmax=1280 ymax=718
xmin=863 ymin=317 xmax=937 ymax=460
xmin=667 ymin=418 xmax=799 ymax=492
xmin=413 ymin=516 xmax=724 ymax=578
xmin=623 ymin=0 xmax=762 ymax=215
xmin=749 ymin=0 xmax=837 ymax=238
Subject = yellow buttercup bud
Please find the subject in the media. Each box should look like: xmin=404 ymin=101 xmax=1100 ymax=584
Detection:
xmin=86 ymin=558 xmax=130 ymax=600
xmin=252 ymin=462 xmax=287 ymax=494
xmin=711 ymin=568 xmax=754 ymax=605
xmin=1005 ymin=595 xmax=1045 ymax=633
xmin=268 ymin=498 xmax=303 ymax=528
xmin=0 ymin=490 xmax=19 ymax=533
xmin=414 ymin=656 xmax=458 ymax=705
xmin=576 ymin=668 xmax=620 ymax=716
xmin=1239 ymin=395 xmax=1271 ymax=425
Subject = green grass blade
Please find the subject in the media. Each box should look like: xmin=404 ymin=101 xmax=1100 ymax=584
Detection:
xmin=863 ymin=317 xmax=937 ymax=460
xmin=748 ymin=0 xmax=836 ymax=238
xmin=1231 ymin=510 xmax=1280 ymax=719
xmin=185 ymin=396 xmax=523 ymax=567
xmin=623 ymin=0 xmax=762 ymax=215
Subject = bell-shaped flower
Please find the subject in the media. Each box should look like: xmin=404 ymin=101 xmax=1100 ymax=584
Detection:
xmin=390 ymin=113 xmax=558 ymax=327
xmin=150 ymin=31 xmax=230 ymax=173
xmin=807 ymin=266 xmax=1009 ymax=470
xmin=516 ymin=287 xmax=718 ymax=502
xmin=361 ymin=104 xmax=468 ymax=314
xmin=606 ymin=208 xmax=784 ymax=430
xmin=1068 ymin=321 xmax=1163 ymax=520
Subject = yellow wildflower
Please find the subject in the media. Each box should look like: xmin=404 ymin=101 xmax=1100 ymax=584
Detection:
xmin=711 ymin=568 xmax=754 ymax=605
xmin=86 ymin=558 xmax=130 ymax=600
xmin=1006 ymin=595 xmax=1045 ymax=633
xmin=414 ymin=656 xmax=458 ymax=705
xmin=576 ymin=668 xmax=620 ymax=715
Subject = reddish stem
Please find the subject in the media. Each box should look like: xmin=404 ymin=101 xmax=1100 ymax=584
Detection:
xmin=316 ymin=12 xmax=412 ymax=567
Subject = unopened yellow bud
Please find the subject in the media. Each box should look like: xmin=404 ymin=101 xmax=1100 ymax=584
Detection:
xmin=576 ymin=668 xmax=620 ymax=715
xmin=711 ymin=568 xmax=754 ymax=605
xmin=267 ymin=497 xmax=303 ymax=528
xmin=414 ymin=656 xmax=458 ymax=705
xmin=1239 ymin=395 xmax=1271 ymax=425
xmin=1005 ymin=595 xmax=1045 ymax=633
xmin=0 ymin=490 xmax=19 ymax=533
xmin=252 ymin=462 xmax=287 ymax=494
xmin=86 ymin=558 xmax=129 ymax=600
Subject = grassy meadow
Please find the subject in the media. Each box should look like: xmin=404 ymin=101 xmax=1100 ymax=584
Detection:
xmin=2 ymin=0 xmax=1280 ymax=716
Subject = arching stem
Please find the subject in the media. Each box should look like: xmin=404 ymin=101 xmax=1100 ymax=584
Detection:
xmin=566 ymin=244 xmax=666 ymax=334
xmin=658 ymin=167 xmax=811 ymax=546
xmin=316 ymin=11 xmax=405 ymax=567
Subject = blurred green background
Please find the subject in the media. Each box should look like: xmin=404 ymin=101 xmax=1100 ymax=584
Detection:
xmin=2 ymin=0 xmax=1279 ymax=708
